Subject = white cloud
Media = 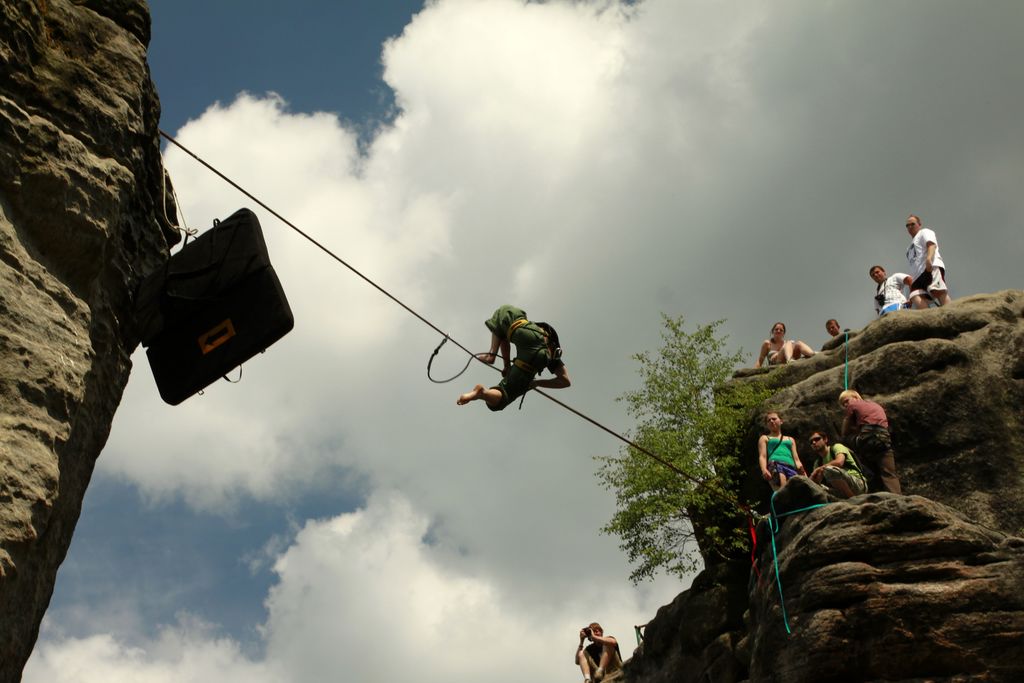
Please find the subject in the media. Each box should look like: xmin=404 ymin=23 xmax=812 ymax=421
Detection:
xmin=52 ymin=0 xmax=1024 ymax=679
xmin=27 ymin=493 xmax=666 ymax=683
xmin=25 ymin=617 xmax=275 ymax=683
xmin=107 ymin=0 xmax=1024 ymax=515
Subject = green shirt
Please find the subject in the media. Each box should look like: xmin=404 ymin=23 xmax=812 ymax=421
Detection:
xmin=813 ymin=443 xmax=863 ymax=476
xmin=485 ymin=305 xmax=528 ymax=339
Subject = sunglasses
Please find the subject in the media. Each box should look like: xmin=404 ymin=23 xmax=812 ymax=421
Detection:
xmin=810 ymin=436 xmax=824 ymax=443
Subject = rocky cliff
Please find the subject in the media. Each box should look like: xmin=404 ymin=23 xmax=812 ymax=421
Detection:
xmin=625 ymin=291 xmax=1024 ymax=682
xmin=0 ymin=1 xmax=173 ymax=679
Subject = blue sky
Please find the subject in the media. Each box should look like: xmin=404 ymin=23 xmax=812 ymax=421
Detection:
xmin=44 ymin=0 xmax=421 ymax=657
xmin=25 ymin=1 xmax=1024 ymax=682
xmin=149 ymin=0 xmax=423 ymax=134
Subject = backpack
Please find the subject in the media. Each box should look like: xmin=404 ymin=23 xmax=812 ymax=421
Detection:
xmin=535 ymin=322 xmax=562 ymax=360
xmin=837 ymin=444 xmax=873 ymax=481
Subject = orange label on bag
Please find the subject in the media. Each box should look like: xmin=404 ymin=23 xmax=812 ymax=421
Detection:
xmin=198 ymin=319 xmax=236 ymax=354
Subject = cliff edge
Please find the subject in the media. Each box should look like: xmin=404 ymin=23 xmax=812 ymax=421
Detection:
xmin=0 ymin=1 xmax=172 ymax=679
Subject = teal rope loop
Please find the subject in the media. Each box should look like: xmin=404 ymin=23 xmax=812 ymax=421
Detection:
xmin=766 ymin=491 xmax=830 ymax=635
xmin=843 ymin=328 xmax=850 ymax=390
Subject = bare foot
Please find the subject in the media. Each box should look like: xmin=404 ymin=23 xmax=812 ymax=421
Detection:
xmin=457 ymin=384 xmax=485 ymax=405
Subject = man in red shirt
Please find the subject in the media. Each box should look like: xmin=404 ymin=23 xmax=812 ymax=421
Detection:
xmin=839 ymin=390 xmax=901 ymax=494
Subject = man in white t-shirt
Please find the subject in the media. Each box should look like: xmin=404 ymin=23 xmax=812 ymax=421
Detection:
xmin=903 ymin=214 xmax=950 ymax=308
xmin=869 ymin=265 xmax=909 ymax=316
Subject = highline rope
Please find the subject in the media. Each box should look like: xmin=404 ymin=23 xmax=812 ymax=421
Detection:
xmin=157 ymin=129 xmax=755 ymax=519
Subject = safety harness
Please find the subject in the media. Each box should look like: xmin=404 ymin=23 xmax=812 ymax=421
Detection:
xmin=506 ymin=318 xmax=561 ymax=374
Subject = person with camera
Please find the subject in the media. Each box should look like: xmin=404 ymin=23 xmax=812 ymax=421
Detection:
xmin=575 ymin=622 xmax=622 ymax=682
xmin=869 ymin=265 xmax=909 ymax=316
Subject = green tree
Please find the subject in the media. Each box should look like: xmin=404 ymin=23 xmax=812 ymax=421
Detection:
xmin=596 ymin=315 xmax=769 ymax=582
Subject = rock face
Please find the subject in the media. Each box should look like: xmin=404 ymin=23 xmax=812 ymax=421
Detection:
xmin=746 ymin=481 xmax=1024 ymax=683
xmin=625 ymin=293 xmax=1024 ymax=682
xmin=0 ymin=1 xmax=173 ymax=679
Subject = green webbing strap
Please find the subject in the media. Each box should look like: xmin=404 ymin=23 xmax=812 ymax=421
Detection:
xmin=767 ymin=492 xmax=830 ymax=635
xmin=843 ymin=329 xmax=850 ymax=390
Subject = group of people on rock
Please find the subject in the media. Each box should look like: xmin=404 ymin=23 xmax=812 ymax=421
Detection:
xmin=757 ymin=214 xmax=953 ymax=368
xmin=750 ymin=214 xmax=950 ymax=498
xmin=758 ymin=390 xmax=901 ymax=498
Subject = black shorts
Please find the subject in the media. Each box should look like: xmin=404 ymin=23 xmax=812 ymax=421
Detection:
xmin=909 ymin=267 xmax=946 ymax=299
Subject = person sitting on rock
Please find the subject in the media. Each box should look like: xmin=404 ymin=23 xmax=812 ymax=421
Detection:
xmin=758 ymin=411 xmax=806 ymax=491
xmin=756 ymin=322 xmax=816 ymax=368
xmin=808 ymin=429 xmax=867 ymax=499
xmin=576 ymin=622 xmax=622 ymax=682
xmin=457 ymin=304 xmax=570 ymax=410
xmin=839 ymin=390 xmax=901 ymax=494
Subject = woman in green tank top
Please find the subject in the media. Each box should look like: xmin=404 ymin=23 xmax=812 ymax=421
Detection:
xmin=757 ymin=410 xmax=805 ymax=491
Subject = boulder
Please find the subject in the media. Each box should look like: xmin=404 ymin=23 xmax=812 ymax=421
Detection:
xmin=747 ymin=479 xmax=1024 ymax=683
xmin=0 ymin=0 xmax=172 ymax=679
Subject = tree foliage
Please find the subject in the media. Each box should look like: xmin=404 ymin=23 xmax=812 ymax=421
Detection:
xmin=596 ymin=315 xmax=769 ymax=583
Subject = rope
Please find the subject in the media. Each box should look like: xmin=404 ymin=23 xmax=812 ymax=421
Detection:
xmin=160 ymin=165 xmax=197 ymax=243
xmin=843 ymin=329 xmax=850 ymax=390
xmin=427 ymin=336 xmax=493 ymax=383
xmin=157 ymin=129 xmax=755 ymax=520
xmin=766 ymin=491 xmax=829 ymax=634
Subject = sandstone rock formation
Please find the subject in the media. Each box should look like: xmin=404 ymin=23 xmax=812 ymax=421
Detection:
xmin=734 ymin=290 xmax=1024 ymax=535
xmin=0 ymin=1 xmax=173 ymax=679
xmin=746 ymin=481 xmax=1024 ymax=682
xmin=624 ymin=293 xmax=1024 ymax=682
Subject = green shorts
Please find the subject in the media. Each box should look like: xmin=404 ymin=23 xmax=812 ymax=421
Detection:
xmin=488 ymin=349 xmax=550 ymax=411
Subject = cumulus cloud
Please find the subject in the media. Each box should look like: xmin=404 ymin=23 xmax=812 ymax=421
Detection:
xmin=104 ymin=0 xmax=1024 ymax=513
xmin=27 ymin=493 xmax=662 ymax=683
xmin=25 ymin=616 xmax=274 ymax=683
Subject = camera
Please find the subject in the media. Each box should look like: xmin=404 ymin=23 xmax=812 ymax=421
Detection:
xmin=583 ymin=627 xmax=593 ymax=637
